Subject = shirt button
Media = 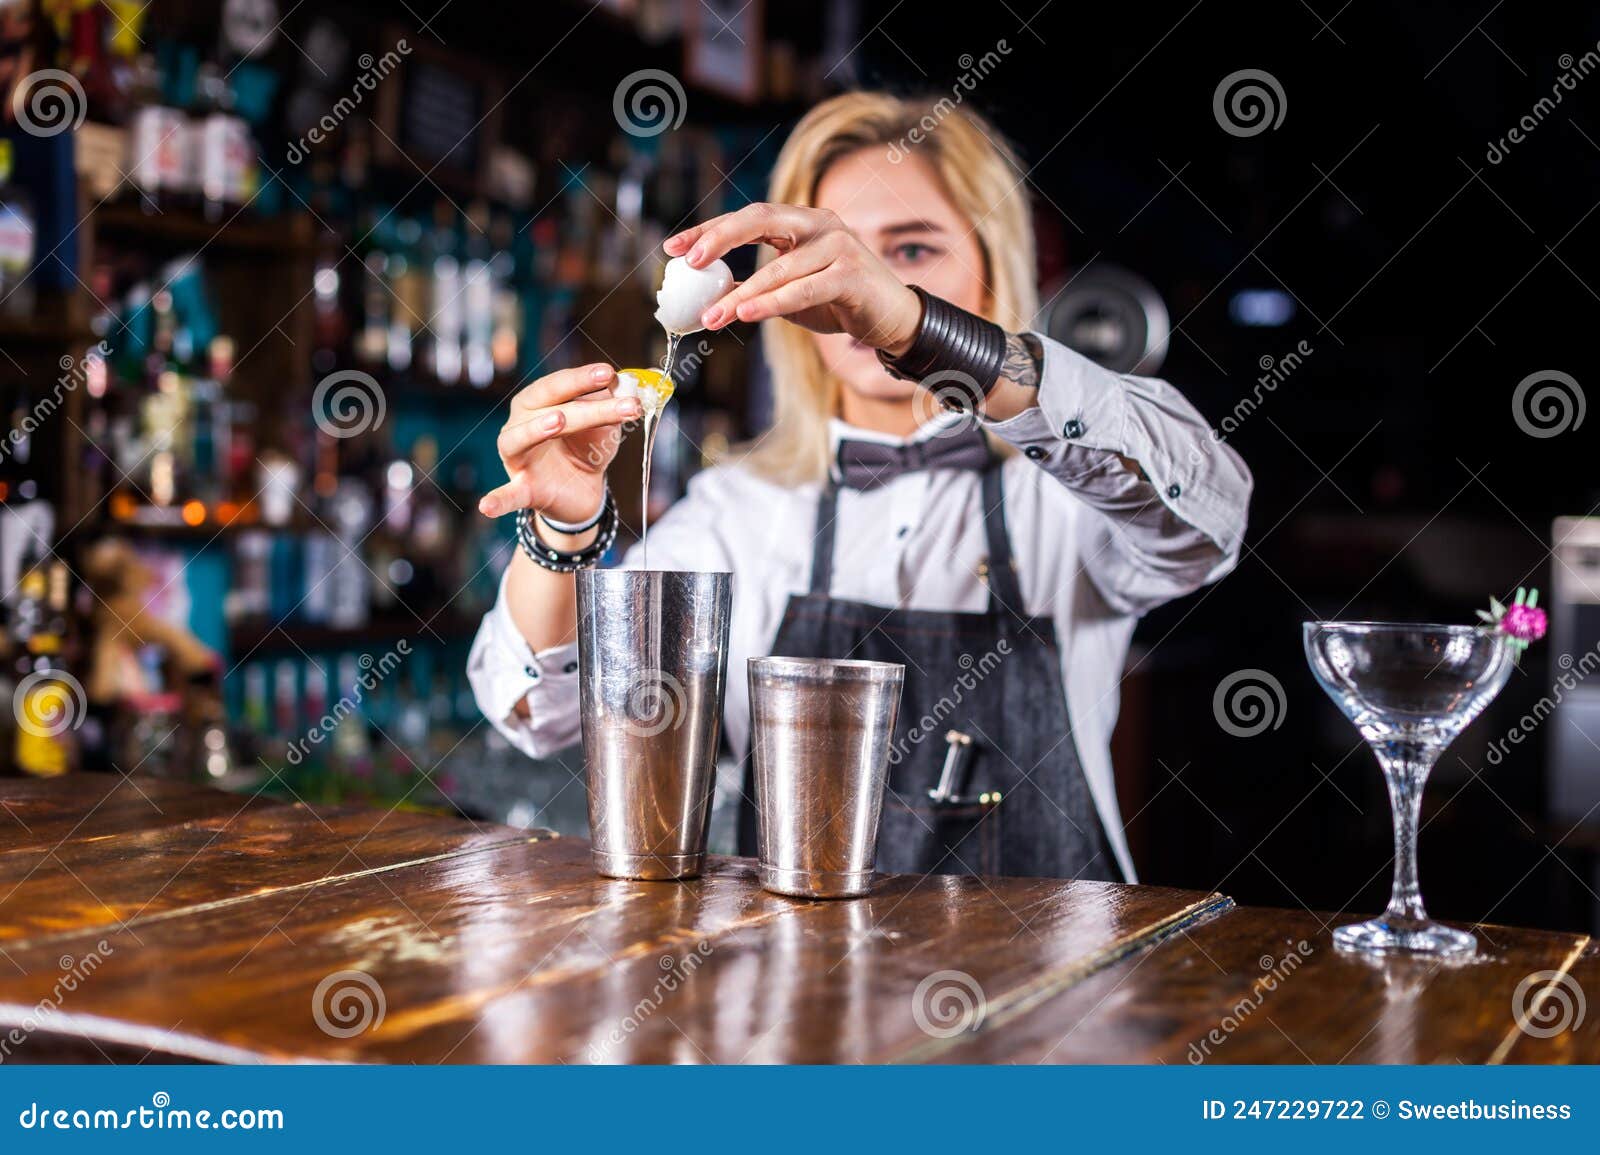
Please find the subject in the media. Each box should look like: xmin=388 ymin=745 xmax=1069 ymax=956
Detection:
xmin=1024 ymin=446 xmax=1047 ymax=461
xmin=563 ymin=660 xmax=579 ymax=674
xmin=1063 ymin=419 xmax=1085 ymax=439
xmin=896 ymin=525 xmax=910 ymax=539
xmin=1166 ymin=483 xmax=1182 ymax=499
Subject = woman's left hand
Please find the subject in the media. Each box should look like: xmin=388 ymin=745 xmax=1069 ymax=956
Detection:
xmin=664 ymin=203 xmax=922 ymax=355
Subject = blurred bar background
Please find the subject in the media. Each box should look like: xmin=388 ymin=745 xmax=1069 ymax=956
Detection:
xmin=1 ymin=0 xmax=1597 ymax=933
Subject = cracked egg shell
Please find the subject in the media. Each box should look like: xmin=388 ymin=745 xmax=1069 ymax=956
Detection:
xmin=654 ymin=255 xmax=734 ymax=335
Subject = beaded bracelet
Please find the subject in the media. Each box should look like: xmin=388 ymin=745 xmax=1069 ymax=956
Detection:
xmin=515 ymin=489 xmax=619 ymax=573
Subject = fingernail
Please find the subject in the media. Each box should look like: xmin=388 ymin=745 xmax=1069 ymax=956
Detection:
xmin=621 ymin=399 xmax=643 ymax=418
xmin=687 ymin=244 xmax=705 ymax=265
xmin=590 ymin=364 xmax=612 ymax=381
xmin=478 ymin=498 xmax=496 ymax=516
xmin=701 ymin=305 xmax=723 ymax=327
xmin=543 ymin=413 xmax=563 ymax=432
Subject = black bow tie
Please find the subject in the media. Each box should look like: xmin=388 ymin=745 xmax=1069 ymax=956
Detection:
xmin=835 ymin=426 xmax=991 ymax=490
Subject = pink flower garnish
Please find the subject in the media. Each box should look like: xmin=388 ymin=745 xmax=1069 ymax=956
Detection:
xmin=1499 ymin=603 xmax=1547 ymax=642
xmin=1475 ymin=587 xmax=1546 ymax=665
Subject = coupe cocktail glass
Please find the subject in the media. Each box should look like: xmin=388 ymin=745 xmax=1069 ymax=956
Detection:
xmin=1303 ymin=622 xmax=1514 ymax=957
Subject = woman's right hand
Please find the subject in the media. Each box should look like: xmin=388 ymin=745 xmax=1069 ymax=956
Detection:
xmin=478 ymin=363 xmax=643 ymax=522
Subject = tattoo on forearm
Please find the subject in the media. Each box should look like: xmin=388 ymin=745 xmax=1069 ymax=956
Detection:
xmin=999 ymin=331 xmax=1043 ymax=390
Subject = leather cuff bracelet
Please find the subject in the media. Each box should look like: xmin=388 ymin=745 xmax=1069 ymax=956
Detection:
xmin=516 ymin=490 xmax=619 ymax=573
xmin=877 ymin=285 xmax=1008 ymax=411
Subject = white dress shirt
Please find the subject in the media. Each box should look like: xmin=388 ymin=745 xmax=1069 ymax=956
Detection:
xmin=467 ymin=334 xmax=1253 ymax=881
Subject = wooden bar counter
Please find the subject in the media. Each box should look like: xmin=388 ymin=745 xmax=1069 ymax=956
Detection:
xmin=0 ymin=777 xmax=1593 ymax=1064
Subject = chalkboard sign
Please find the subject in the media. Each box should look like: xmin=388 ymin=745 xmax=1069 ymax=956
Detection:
xmin=373 ymin=31 xmax=502 ymax=195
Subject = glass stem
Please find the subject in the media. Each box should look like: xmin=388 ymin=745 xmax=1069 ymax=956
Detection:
xmin=1373 ymin=740 xmax=1435 ymax=930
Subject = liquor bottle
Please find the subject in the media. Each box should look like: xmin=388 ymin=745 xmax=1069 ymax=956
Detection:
xmin=126 ymin=55 xmax=184 ymax=212
xmin=428 ymin=203 xmax=463 ymax=385
xmin=10 ymin=560 xmax=74 ymax=779
xmin=489 ymin=210 xmax=521 ymax=378
xmin=0 ymin=141 xmax=36 ymax=316
xmin=387 ymin=217 xmax=425 ymax=373
xmin=463 ymin=202 xmax=495 ymax=388
xmin=192 ymin=61 xmax=257 ymax=221
xmin=354 ymin=210 xmax=391 ymax=368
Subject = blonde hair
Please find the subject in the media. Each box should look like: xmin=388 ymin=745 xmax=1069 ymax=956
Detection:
xmin=744 ymin=91 xmax=1038 ymax=484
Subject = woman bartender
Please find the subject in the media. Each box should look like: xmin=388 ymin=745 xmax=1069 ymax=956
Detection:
xmin=468 ymin=92 xmax=1252 ymax=884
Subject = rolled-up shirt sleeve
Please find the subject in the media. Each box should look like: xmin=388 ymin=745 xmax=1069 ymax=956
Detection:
xmin=466 ymin=572 xmax=581 ymax=757
xmin=986 ymin=333 xmax=1253 ymax=615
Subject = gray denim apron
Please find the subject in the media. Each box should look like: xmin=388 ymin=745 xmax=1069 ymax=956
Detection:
xmin=739 ymin=461 xmax=1120 ymax=881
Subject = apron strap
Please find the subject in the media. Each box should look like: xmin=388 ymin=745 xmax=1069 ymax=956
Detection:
xmin=980 ymin=464 xmax=1025 ymax=613
xmin=808 ymin=481 xmax=842 ymax=596
xmin=809 ymin=462 xmax=1024 ymax=611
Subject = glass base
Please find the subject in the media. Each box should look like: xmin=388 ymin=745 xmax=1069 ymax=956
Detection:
xmin=1333 ymin=918 xmax=1476 ymax=957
